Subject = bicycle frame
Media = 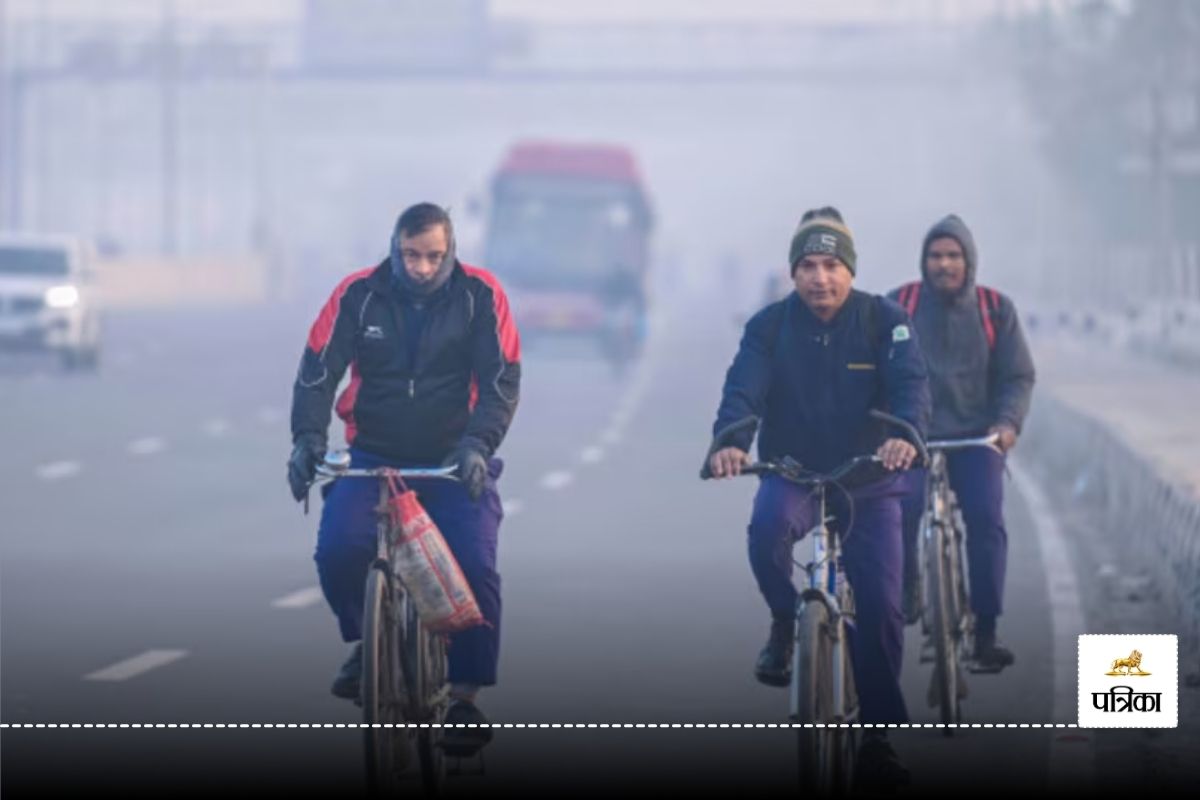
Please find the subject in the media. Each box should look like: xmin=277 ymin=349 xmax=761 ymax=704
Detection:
xmin=789 ymin=482 xmax=854 ymax=724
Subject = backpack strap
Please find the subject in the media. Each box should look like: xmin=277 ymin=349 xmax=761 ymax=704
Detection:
xmin=897 ymin=281 xmax=921 ymax=316
xmin=976 ymin=285 xmax=1001 ymax=350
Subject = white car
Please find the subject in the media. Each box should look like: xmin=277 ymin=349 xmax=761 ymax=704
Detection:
xmin=0 ymin=233 xmax=102 ymax=369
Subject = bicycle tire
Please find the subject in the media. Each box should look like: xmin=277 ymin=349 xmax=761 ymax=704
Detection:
xmin=405 ymin=596 xmax=447 ymax=795
xmin=794 ymin=600 xmax=835 ymax=795
xmin=928 ymin=520 xmax=960 ymax=732
xmin=362 ymin=566 xmax=404 ymax=794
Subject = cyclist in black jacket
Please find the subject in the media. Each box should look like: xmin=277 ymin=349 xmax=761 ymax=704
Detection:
xmin=287 ymin=203 xmax=520 ymax=753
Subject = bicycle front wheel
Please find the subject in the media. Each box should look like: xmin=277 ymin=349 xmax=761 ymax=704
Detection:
xmin=362 ymin=566 xmax=407 ymax=793
xmin=928 ymin=521 xmax=961 ymax=731
xmin=793 ymin=600 xmax=836 ymax=795
xmin=404 ymin=597 xmax=447 ymax=795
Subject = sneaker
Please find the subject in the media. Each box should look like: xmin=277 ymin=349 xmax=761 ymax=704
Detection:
xmin=330 ymin=642 xmax=363 ymax=701
xmin=754 ymin=617 xmax=794 ymax=687
xmin=973 ymin=637 xmax=1016 ymax=672
xmin=855 ymin=732 xmax=911 ymax=791
xmin=441 ymin=700 xmax=494 ymax=756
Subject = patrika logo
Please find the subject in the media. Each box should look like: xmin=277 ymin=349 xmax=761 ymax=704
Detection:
xmin=1078 ymin=634 xmax=1177 ymax=728
xmin=1105 ymin=650 xmax=1149 ymax=676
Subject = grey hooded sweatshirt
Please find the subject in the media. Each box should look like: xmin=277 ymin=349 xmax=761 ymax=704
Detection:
xmin=888 ymin=215 xmax=1035 ymax=439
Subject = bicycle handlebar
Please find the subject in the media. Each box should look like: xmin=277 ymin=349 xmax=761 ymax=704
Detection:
xmin=926 ymin=432 xmax=1002 ymax=454
xmin=742 ymin=453 xmax=883 ymax=487
xmin=700 ymin=409 xmax=928 ymax=480
xmin=313 ymin=451 xmax=459 ymax=482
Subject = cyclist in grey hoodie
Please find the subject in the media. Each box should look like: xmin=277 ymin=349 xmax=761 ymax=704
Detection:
xmin=889 ymin=214 xmax=1035 ymax=671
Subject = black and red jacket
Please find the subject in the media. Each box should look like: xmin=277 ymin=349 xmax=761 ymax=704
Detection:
xmin=291 ymin=260 xmax=521 ymax=463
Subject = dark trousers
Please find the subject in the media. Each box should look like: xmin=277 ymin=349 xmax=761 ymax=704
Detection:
xmin=901 ymin=447 xmax=1007 ymax=620
xmin=314 ymin=447 xmax=503 ymax=686
xmin=747 ymin=473 xmax=909 ymax=724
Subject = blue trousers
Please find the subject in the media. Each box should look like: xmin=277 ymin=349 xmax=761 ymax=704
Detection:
xmin=314 ymin=447 xmax=504 ymax=686
xmin=901 ymin=447 xmax=1007 ymax=620
xmin=748 ymin=473 xmax=909 ymax=724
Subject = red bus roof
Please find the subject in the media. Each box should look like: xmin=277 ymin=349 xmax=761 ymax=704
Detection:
xmin=496 ymin=141 xmax=644 ymax=186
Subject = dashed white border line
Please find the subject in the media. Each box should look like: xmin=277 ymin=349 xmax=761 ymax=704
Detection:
xmin=0 ymin=722 xmax=1083 ymax=729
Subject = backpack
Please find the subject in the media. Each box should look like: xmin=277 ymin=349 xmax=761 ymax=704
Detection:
xmin=895 ymin=282 xmax=1002 ymax=349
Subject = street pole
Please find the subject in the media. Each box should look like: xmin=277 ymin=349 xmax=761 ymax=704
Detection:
xmin=161 ymin=0 xmax=179 ymax=255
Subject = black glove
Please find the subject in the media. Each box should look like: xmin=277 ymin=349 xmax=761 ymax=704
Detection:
xmin=287 ymin=433 xmax=326 ymax=502
xmin=443 ymin=442 xmax=488 ymax=502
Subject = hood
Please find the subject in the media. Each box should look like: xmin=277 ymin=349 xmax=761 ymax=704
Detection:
xmin=920 ymin=214 xmax=977 ymax=299
xmin=389 ymin=229 xmax=458 ymax=299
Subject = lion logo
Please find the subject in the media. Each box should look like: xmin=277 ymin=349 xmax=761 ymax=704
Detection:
xmin=1106 ymin=650 xmax=1151 ymax=676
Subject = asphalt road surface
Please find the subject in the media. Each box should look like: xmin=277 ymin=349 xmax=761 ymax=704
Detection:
xmin=1 ymin=283 xmax=1084 ymax=796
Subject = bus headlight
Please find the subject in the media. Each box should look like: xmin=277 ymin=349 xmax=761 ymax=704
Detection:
xmin=45 ymin=285 xmax=80 ymax=309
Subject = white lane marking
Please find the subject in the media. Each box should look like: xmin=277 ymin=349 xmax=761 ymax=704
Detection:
xmin=580 ymin=446 xmax=605 ymax=464
xmin=84 ymin=649 xmax=188 ymax=682
xmin=257 ymin=406 xmax=282 ymax=425
xmin=600 ymin=428 xmax=623 ymax=446
xmin=1009 ymin=459 xmax=1093 ymax=788
xmin=501 ymin=498 xmax=524 ymax=516
xmin=270 ymin=586 xmax=324 ymax=609
xmin=35 ymin=460 xmax=81 ymax=481
xmin=539 ymin=470 xmax=574 ymax=491
xmin=203 ymin=418 xmax=231 ymax=437
xmin=127 ymin=437 xmax=166 ymax=456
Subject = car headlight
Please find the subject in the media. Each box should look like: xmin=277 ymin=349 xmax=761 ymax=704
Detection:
xmin=45 ymin=285 xmax=80 ymax=309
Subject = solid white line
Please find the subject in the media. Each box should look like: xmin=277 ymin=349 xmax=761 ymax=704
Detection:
xmin=127 ymin=437 xmax=166 ymax=456
xmin=270 ymin=586 xmax=324 ymax=609
xmin=84 ymin=649 xmax=188 ymax=682
xmin=580 ymin=446 xmax=605 ymax=464
xmin=539 ymin=470 xmax=574 ymax=491
xmin=1009 ymin=459 xmax=1093 ymax=789
xmin=35 ymin=460 xmax=81 ymax=481
xmin=501 ymin=498 xmax=524 ymax=516
xmin=202 ymin=418 xmax=231 ymax=437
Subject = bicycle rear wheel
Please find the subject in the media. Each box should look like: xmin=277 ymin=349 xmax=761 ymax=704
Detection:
xmin=794 ymin=600 xmax=836 ymax=795
xmin=928 ymin=521 xmax=961 ymax=731
xmin=362 ymin=566 xmax=407 ymax=793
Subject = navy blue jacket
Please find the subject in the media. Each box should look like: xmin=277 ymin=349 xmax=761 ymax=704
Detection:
xmin=713 ymin=289 xmax=930 ymax=476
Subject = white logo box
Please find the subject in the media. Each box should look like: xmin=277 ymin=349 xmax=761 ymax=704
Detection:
xmin=1078 ymin=634 xmax=1177 ymax=728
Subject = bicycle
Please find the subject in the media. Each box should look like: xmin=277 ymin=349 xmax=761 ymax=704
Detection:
xmin=314 ymin=452 xmax=458 ymax=796
xmin=915 ymin=433 xmax=1001 ymax=732
xmin=703 ymin=409 xmax=926 ymax=795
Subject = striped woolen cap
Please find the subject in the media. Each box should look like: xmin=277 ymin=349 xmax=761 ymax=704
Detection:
xmin=789 ymin=209 xmax=857 ymax=275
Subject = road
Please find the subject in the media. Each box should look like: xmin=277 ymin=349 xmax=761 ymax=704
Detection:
xmin=0 ymin=282 xmax=1086 ymax=796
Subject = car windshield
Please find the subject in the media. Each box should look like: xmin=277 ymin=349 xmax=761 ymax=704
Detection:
xmin=0 ymin=246 xmax=70 ymax=276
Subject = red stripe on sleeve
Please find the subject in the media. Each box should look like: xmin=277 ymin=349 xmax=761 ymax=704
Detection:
xmin=335 ymin=362 xmax=363 ymax=444
xmin=306 ymin=267 xmax=374 ymax=353
xmin=461 ymin=263 xmax=521 ymax=362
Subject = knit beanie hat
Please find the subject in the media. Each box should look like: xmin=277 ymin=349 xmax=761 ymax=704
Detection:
xmin=789 ymin=206 xmax=857 ymax=276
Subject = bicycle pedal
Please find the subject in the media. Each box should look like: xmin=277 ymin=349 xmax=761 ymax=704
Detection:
xmin=965 ymin=660 xmax=1003 ymax=675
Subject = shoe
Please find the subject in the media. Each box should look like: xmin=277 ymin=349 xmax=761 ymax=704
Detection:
xmin=855 ymin=732 xmax=911 ymax=791
xmin=972 ymin=637 xmax=1016 ymax=672
xmin=754 ymin=617 xmax=794 ymax=687
xmin=441 ymin=700 xmax=494 ymax=756
xmin=330 ymin=642 xmax=363 ymax=701
xmin=902 ymin=574 xmax=922 ymax=626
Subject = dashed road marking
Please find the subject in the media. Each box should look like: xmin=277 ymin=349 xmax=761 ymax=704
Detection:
xmin=502 ymin=498 xmax=525 ymax=516
xmin=203 ymin=418 xmax=231 ymax=437
xmin=127 ymin=437 xmax=166 ymax=456
xmin=270 ymin=587 xmax=324 ymax=609
xmin=580 ymin=446 xmax=605 ymax=464
xmin=35 ymin=460 xmax=81 ymax=481
xmin=84 ymin=650 xmax=188 ymax=682
xmin=539 ymin=471 xmax=574 ymax=491
xmin=257 ymin=406 xmax=282 ymax=425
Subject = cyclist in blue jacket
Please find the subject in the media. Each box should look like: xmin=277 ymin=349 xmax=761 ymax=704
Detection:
xmin=709 ymin=207 xmax=930 ymax=787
